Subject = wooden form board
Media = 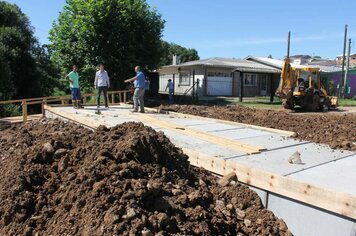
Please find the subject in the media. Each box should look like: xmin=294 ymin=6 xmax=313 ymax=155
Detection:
xmin=184 ymin=148 xmax=356 ymax=219
xmin=44 ymin=105 xmax=103 ymax=129
xmin=144 ymin=107 xmax=295 ymax=137
xmin=134 ymin=113 xmax=265 ymax=154
xmin=44 ymin=105 xmax=356 ymax=219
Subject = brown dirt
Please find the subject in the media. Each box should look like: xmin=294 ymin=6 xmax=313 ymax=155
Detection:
xmin=0 ymin=119 xmax=292 ymax=235
xmin=159 ymin=104 xmax=356 ymax=151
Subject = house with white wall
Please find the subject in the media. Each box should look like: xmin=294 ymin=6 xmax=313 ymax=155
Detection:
xmin=158 ymin=57 xmax=280 ymax=99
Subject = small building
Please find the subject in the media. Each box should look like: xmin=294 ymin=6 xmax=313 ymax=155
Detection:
xmin=336 ymin=53 xmax=356 ymax=67
xmin=289 ymin=55 xmax=312 ymax=65
xmin=320 ymin=69 xmax=356 ymax=97
xmin=158 ymin=57 xmax=280 ymax=99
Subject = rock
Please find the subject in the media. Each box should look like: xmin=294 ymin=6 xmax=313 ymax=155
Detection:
xmin=288 ymin=151 xmax=303 ymax=164
xmin=214 ymin=200 xmax=225 ymax=212
xmin=244 ymin=219 xmax=251 ymax=227
xmin=141 ymin=228 xmax=153 ymax=236
xmin=42 ymin=142 xmax=54 ymax=154
xmin=92 ymin=180 xmax=106 ymax=195
xmin=218 ymin=172 xmax=238 ymax=186
xmin=53 ymin=148 xmax=67 ymax=159
xmin=104 ymin=207 xmax=119 ymax=225
xmin=256 ymin=218 xmax=263 ymax=225
xmin=188 ymin=191 xmax=201 ymax=202
xmin=58 ymin=156 xmax=69 ymax=172
xmin=122 ymin=208 xmax=136 ymax=221
xmin=171 ymin=189 xmax=182 ymax=195
xmin=236 ymin=208 xmax=246 ymax=220
xmin=156 ymin=212 xmax=169 ymax=227
xmin=276 ymin=219 xmax=288 ymax=231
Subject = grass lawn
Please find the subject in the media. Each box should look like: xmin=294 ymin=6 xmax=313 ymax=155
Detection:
xmin=338 ymin=98 xmax=356 ymax=106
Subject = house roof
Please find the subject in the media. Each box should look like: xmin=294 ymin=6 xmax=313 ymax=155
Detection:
xmin=160 ymin=57 xmax=280 ymax=73
xmin=336 ymin=53 xmax=356 ymax=58
xmin=245 ymin=56 xmax=318 ymax=69
xmin=289 ymin=55 xmax=312 ymax=59
xmin=246 ymin=56 xmax=343 ymax=73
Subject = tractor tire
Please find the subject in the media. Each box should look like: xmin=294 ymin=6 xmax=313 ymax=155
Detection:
xmin=282 ymin=98 xmax=294 ymax=110
xmin=310 ymin=93 xmax=320 ymax=111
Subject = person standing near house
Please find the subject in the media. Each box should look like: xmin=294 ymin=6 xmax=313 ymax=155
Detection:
xmin=65 ymin=65 xmax=83 ymax=109
xmin=165 ymin=79 xmax=174 ymax=104
xmin=94 ymin=63 xmax=110 ymax=108
xmin=124 ymin=66 xmax=145 ymax=113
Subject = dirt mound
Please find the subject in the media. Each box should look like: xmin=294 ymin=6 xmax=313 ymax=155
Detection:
xmin=0 ymin=119 xmax=292 ymax=235
xmin=161 ymin=104 xmax=356 ymax=151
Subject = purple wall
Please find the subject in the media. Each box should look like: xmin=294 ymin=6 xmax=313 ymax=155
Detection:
xmin=327 ymin=71 xmax=356 ymax=97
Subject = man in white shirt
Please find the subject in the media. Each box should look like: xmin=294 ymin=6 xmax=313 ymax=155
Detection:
xmin=94 ymin=63 xmax=110 ymax=108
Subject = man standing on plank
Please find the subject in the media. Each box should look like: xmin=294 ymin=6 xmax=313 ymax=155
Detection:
xmin=65 ymin=65 xmax=83 ymax=109
xmin=94 ymin=63 xmax=110 ymax=108
xmin=124 ymin=66 xmax=145 ymax=113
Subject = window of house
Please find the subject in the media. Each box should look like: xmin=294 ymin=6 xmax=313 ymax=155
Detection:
xmin=243 ymin=74 xmax=257 ymax=86
xmin=179 ymin=73 xmax=190 ymax=85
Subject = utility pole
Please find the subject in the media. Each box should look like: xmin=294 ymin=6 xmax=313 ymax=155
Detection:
xmin=344 ymin=38 xmax=351 ymax=97
xmin=340 ymin=24 xmax=348 ymax=98
xmin=287 ymin=31 xmax=291 ymax=58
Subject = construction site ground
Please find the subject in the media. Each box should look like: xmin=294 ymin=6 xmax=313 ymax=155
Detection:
xmin=1 ymin=103 xmax=355 ymax=235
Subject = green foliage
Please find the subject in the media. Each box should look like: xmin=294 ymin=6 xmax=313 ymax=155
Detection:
xmin=49 ymin=0 xmax=165 ymax=89
xmin=0 ymin=104 xmax=21 ymax=118
xmin=0 ymin=1 xmax=60 ymax=100
xmin=159 ymin=41 xmax=199 ymax=66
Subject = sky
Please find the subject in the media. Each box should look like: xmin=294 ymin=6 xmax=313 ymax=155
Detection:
xmin=5 ymin=0 xmax=356 ymax=60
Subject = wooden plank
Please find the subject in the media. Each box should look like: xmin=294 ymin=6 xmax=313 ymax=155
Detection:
xmin=0 ymin=91 xmax=128 ymax=105
xmin=135 ymin=113 xmax=265 ymax=154
xmin=183 ymin=148 xmax=356 ymax=220
xmin=0 ymin=114 xmax=42 ymax=124
xmin=22 ymin=101 xmax=27 ymax=123
xmin=143 ymin=107 xmax=295 ymax=136
xmin=44 ymin=105 xmax=101 ymax=129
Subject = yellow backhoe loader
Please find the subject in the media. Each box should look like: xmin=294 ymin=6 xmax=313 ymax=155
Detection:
xmin=276 ymin=58 xmax=338 ymax=111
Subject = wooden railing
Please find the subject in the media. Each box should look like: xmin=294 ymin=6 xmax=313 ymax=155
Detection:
xmin=0 ymin=90 xmax=130 ymax=122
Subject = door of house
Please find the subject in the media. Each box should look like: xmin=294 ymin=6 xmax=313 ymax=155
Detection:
xmin=260 ymin=74 xmax=268 ymax=96
xmin=207 ymin=76 xmax=233 ymax=96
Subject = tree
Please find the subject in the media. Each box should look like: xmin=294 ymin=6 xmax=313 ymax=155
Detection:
xmin=49 ymin=0 xmax=165 ymax=89
xmin=0 ymin=1 xmax=59 ymax=99
xmin=159 ymin=41 xmax=199 ymax=66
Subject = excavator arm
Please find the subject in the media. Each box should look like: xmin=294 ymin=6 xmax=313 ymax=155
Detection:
xmin=276 ymin=58 xmax=296 ymax=99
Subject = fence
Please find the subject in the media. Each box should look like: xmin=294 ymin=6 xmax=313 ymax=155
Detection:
xmin=0 ymin=90 xmax=130 ymax=123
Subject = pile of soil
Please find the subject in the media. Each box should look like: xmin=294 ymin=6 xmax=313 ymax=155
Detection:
xmin=160 ymin=105 xmax=356 ymax=151
xmin=0 ymin=119 xmax=292 ymax=235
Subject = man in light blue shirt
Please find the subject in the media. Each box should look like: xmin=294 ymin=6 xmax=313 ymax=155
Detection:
xmin=124 ymin=66 xmax=145 ymax=113
xmin=94 ymin=63 xmax=110 ymax=108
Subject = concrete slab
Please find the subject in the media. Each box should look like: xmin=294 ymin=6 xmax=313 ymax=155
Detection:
xmin=288 ymin=154 xmax=356 ymax=195
xmin=157 ymin=128 xmax=245 ymax=158
xmin=268 ymin=193 xmax=356 ymax=236
xmin=235 ymin=134 xmax=310 ymax=151
xmin=199 ymin=127 xmax=277 ymax=141
xmin=227 ymin=142 xmax=354 ymax=176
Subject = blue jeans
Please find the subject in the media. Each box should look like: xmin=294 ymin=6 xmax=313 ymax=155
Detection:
xmin=71 ymin=88 xmax=81 ymax=100
xmin=97 ymin=86 xmax=108 ymax=107
xmin=168 ymin=89 xmax=174 ymax=104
